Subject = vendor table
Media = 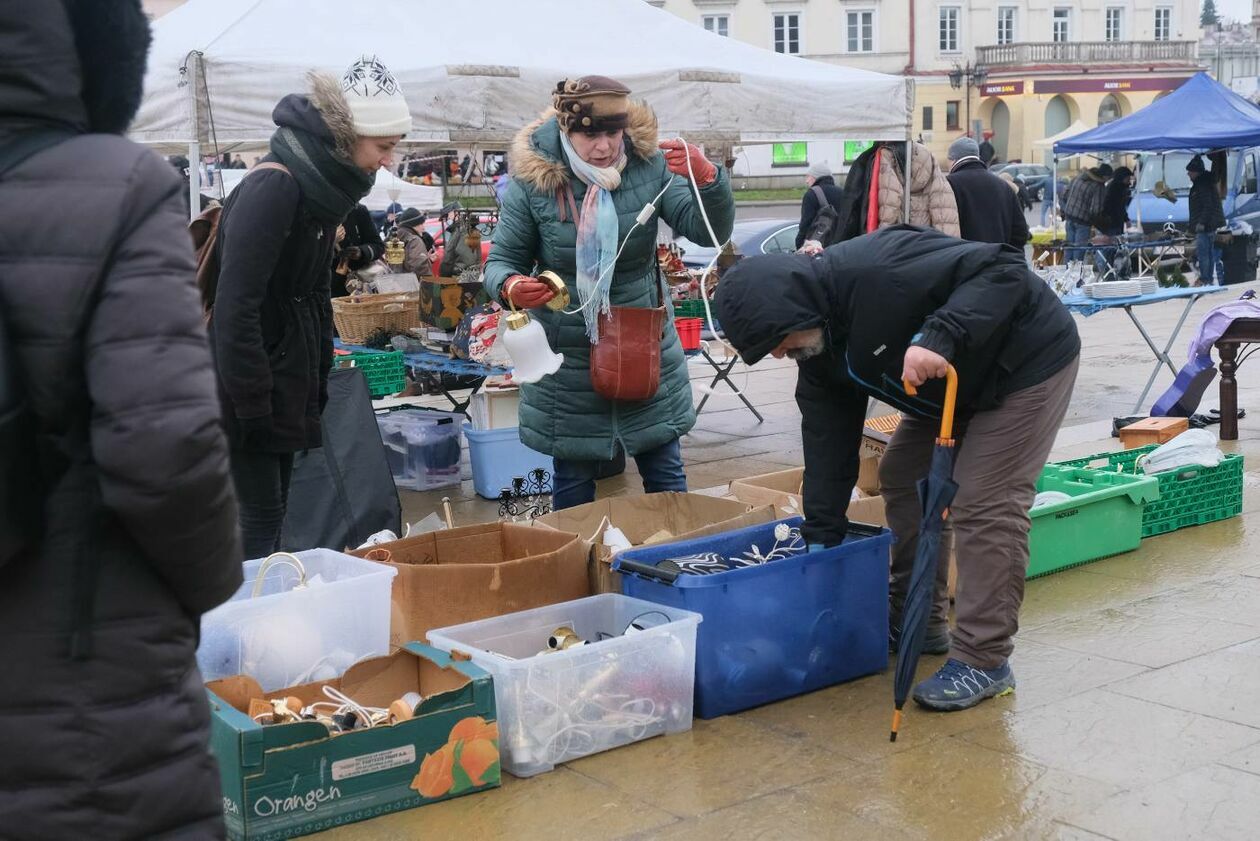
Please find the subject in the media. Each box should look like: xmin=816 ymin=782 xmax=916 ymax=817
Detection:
xmin=334 ymin=341 xmax=508 ymax=415
xmin=688 ymin=344 xmax=764 ymax=423
xmin=1061 ymin=285 xmax=1231 ymax=414
xmin=1217 ymin=318 xmax=1260 ymax=441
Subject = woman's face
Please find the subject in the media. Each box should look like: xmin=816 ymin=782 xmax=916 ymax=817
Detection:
xmin=569 ymin=129 xmax=624 ymax=169
xmin=352 ymin=135 xmax=403 ymax=174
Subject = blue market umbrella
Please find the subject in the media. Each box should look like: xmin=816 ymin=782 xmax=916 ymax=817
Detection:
xmin=890 ymin=365 xmax=959 ymax=742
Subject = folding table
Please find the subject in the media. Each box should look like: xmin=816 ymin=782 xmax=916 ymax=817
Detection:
xmin=687 ymin=344 xmax=764 ymax=423
xmin=1061 ymin=285 xmax=1231 ymax=414
xmin=334 ymin=341 xmax=508 ymax=416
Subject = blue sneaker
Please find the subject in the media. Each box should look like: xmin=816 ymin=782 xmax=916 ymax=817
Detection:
xmin=912 ymin=658 xmax=1015 ymax=711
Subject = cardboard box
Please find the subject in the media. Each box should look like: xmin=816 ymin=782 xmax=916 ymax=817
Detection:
xmin=206 ymin=644 xmax=499 ymax=841
xmin=350 ymin=523 xmax=590 ymax=648
xmin=1119 ymin=417 xmax=1189 ymax=450
xmin=533 ymin=492 xmax=777 ymax=594
xmin=417 ymin=276 xmax=490 ymax=330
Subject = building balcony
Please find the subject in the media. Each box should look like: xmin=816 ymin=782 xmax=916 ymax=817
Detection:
xmin=976 ymin=40 xmax=1198 ymax=67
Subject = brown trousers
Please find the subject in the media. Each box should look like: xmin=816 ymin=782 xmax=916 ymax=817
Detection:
xmin=879 ymin=356 xmax=1079 ymax=669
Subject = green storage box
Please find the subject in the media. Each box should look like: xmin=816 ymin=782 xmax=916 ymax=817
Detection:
xmin=334 ymin=350 xmax=406 ymax=398
xmin=1027 ymin=465 xmax=1160 ymax=579
xmin=206 ymin=643 xmax=499 ymax=840
xmin=1055 ymin=446 xmax=1244 ymax=538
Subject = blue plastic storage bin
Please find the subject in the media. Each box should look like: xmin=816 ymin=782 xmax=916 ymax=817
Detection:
xmin=463 ymin=423 xmax=553 ymax=499
xmin=614 ymin=517 xmax=891 ymax=719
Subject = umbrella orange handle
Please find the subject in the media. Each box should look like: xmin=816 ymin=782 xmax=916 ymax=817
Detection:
xmin=903 ymin=364 xmax=958 ymax=442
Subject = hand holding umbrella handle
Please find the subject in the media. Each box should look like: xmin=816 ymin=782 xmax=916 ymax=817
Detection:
xmin=903 ymin=364 xmax=959 ymax=443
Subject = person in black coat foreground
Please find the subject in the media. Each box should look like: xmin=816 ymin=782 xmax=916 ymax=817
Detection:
xmin=210 ymin=55 xmax=411 ymax=557
xmin=945 ymin=136 xmax=1029 ymax=249
xmin=0 ymin=2 xmax=243 ymax=837
xmin=714 ymin=226 xmax=1079 ymax=713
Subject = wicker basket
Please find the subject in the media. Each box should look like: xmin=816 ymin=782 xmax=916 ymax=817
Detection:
xmin=331 ymin=293 xmax=421 ymax=344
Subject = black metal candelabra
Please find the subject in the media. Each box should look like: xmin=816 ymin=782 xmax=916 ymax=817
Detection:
xmin=496 ymin=468 xmax=553 ymax=521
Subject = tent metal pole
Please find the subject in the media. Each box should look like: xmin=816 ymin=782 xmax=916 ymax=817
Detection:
xmin=1134 ymin=155 xmax=1145 ymax=274
xmin=188 ymin=142 xmax=200 ymax=220
xmin=1052 ymin=154 xmax=1059 ymax=242
xmin=904 ymin=140 xmax=912 ymax=223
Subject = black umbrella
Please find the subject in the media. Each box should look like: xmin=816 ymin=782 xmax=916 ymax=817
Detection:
xmin=890 ymin=365 xmax=959 ymax=742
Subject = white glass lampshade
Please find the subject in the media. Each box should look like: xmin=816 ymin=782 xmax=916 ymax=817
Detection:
xmin=502 ymin=312 xmax=563 ymax=383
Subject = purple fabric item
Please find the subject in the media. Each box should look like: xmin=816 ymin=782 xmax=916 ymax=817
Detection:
xmin=1188 ymin=300 xmax=1260 ymax=359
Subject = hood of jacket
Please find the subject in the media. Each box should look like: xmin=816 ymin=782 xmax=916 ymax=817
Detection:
xmin=714 ymin=253 xmax=839 ymax=365
xmin=903 ymin=142 xmax=943 ymax=195
xmin=271 ymin=72 xmax=359 ymax=160
xmin=0 ymin=0 xmax=151 ymax=145
xmin=508 ymin=100 xmax=659 ymax=193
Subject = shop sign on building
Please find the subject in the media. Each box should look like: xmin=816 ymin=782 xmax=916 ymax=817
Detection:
xmin=1033 ymin=77 xmax=1191 ymax=94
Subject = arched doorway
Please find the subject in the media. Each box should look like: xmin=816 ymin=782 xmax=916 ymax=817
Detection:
xmin=1097 ymin=93 xmax=1126 ymax=125
xmin=1045 ymin=95 xmax=1073 ymax=137
xmin=990 ymin=99 xmax=1011 ymax=161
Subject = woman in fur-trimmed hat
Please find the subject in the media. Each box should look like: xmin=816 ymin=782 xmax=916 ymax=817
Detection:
xmin=485 ymin=75 xmax=735 ymax=509
xmin=211 ymin=55 xmax=411 ymax=557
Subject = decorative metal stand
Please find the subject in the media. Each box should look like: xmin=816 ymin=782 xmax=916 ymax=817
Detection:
xmin=497 ymin=468 xmax=553 ymax=521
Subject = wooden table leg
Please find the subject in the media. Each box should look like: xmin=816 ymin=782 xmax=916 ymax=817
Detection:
xmin=1219 ymin=341 xmax=1239 ymax=441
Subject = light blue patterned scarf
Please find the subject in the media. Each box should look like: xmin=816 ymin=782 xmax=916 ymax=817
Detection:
xmin=558 ymin=131 xmax=626 ymax=343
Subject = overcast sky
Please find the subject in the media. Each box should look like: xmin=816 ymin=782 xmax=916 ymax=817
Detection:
xmin=1217 ymin=0 xmax=1251 ymax=24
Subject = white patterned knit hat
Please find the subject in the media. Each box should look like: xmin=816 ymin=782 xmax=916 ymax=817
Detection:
xmin=339 ymin=55 xmax=412 ymax=137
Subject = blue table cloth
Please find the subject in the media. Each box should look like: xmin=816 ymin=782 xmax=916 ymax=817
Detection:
xmin=1061 ymin=284 xmax=1230 ymax=317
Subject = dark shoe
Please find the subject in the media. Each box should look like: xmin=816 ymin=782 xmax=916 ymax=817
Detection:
xmin=889 ymin=625 xmax=951 ymax=656
xmin=912 ymin=658 xmax=1015 ymax=711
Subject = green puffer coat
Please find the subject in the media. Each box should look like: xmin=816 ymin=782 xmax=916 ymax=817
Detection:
xmin=484 ymin=104 xmax=735 ymax=460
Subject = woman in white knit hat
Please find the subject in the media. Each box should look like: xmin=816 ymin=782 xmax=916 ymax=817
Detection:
xmin=210 ymin=55 xmax=412 ymax=557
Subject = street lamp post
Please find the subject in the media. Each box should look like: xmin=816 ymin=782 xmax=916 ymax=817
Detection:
xmin=948 ymin=63 xmax=988 ymax=137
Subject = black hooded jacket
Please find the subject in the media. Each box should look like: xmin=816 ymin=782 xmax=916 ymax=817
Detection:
xmin=714 ymin=226 xmax=1079 ymax=545
xmin=795 ymin=175 xmax=848 ymax=248
xmin=0 ymin=2 xmax=242 ymax=837
xmin=947 ymin=158 xmax=1029 ymax=248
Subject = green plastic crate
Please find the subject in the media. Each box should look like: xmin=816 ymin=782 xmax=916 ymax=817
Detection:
xmin=672 ymin=299 xmax=708 ymax=320
xmin=334 ymin=350 xmax=406 ymax=398
xmin=1055 ymin=446 xmax=1244 ymax=538
xmin=1027 ymin=465 xmax=1160 ymax=579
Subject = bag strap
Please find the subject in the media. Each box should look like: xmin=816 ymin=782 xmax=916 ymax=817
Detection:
xmin=810 ymin=185 xmax=828 ymax=207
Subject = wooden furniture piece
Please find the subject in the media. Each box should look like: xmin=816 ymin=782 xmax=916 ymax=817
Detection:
xmin=1119 ymin=417 xmax=1190 ymax=449
xmin=1216 ymin=318 xmax=1260 ymax=441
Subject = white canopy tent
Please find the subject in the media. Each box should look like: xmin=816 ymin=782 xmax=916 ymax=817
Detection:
xmin=207 ymin=167 xmax=443 ymax=212
xmin=134 ymin=0 xmax=912 ymax=217
xmin=1032 ymin=120 xmax=1092 ymax=150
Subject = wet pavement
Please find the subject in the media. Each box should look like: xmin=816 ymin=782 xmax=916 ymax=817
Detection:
xmin=320 ymin=282 xmax=1260 ymax=840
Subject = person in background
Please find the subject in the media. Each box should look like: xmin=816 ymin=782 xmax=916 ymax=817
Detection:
xmin=0 ymin=2 xmax=243 ymax=837
xmin=714 ymin=226 xmax=1079 ymax=712
xmin=484 ymin=75 xmax=735 ymax=509
xmin=978 ymin=130 xmax=996 ymax=166
xmin=222 ymin=151 xmax=246 ymax=169
xmin=795 ymin=159 xmax=846 ymax=249
xmin=946 ymin=136 xmax=1029 ymax=249
xmin=1093 ymin=166 xmax=1133 ymax=277
xmin=1041 ymin=175 xmax=1069 ymax=227
xmin=169 ymin=153 xmax=214 ymax=217
xmin=1187 ymin=155 xmax=1226 ymax=285
xmin=395 ymin=206 xmax=436 ymax=278
xmin=1060 ymin=163 xmax=1111 ymax=262
xmin=211 ymin=55 xmax=410 ymax=558
xmin=440 ymin=212 xmax=481 ymax=276
xmin=332 ymin=202 xmax=385 ymax=297
xmin=459 ymin=153 xmax=472 ymax=180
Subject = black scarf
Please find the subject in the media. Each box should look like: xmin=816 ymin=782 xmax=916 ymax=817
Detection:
xmin=269 ymin=126 xmax=373 ymax=225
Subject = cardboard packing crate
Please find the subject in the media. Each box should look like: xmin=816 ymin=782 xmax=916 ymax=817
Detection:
xmin=206 ymin=644 xmax=499 ymax=841
xmin=417 ymin=276 xmax=490 ymax=330
xmin=1119 ymin=417 xmax=1189 ymax=450
xmin=350 ymin=523 xmax=590 ymax=648
xmin=533 ymin=492 xmax=777 ymax=594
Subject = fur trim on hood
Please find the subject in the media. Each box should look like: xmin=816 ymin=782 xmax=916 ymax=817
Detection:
xmin=307 ymin=71 xmax=359 ymax=159
xmin=509 ymin=100 xmax=659 ymax=193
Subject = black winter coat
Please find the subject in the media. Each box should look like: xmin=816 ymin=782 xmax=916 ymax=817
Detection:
xmin=0 ymin=4 xmax=243 ymax=838
xmin=714 ymin=226 xmax=1079 ymax=545
xmin=947 ymin=159 xmax=1030 ymax=248
xmin=332 ymin=203 xmax=385 ymax=297
xmin=210 ymin=137 xmax=337 ymax=453
xmin=1189 ymin=167 xmax=1226 ymax=233
xmin=1098 ymin=181 xmax=1131 ymax=236
xmin=795 ymin=175 xmax=848 ymax=248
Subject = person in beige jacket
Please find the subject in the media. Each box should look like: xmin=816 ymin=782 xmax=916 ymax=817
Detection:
xmin=395 ymin=206 xmax=436 ymax=278
xmin=876 ymin=141 xmax=960 ymax=237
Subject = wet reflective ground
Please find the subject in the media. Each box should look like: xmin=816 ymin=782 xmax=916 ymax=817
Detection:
xmin=328 ymin=285 xmax=1260 ymax=840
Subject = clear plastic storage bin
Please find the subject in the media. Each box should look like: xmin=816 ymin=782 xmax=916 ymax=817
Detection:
xmin=197 ymin=549 xmax=396 ymax=691
xmin=427 ymin=593 xmax=701 ymax=777
xmin=376 ymin=408 xmax=462 ymax=491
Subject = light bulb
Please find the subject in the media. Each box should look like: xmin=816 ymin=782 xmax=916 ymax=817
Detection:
xmin=502 ymin=312 xmax=563 ymax=383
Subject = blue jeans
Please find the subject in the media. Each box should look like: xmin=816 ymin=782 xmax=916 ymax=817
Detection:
xmin=1196 ymin=231 xmax=1222 ymax=285
xmin=1065 ymin=219 xmax=1090 ymax=262
xmin=552 ymin=438 xmax=686 ymax=510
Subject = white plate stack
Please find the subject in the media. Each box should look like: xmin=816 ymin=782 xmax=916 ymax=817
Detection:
xmin=1089 ymin=280 xmax=1142 ymax=299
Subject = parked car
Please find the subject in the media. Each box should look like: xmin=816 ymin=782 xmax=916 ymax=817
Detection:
xmin=996 ymin=163 xmax=1052 ymax=201
xmin=674 ymin=219 xmax=799 ymax=268
xmin=1128 ymin=150 xmax=1260 ymax=235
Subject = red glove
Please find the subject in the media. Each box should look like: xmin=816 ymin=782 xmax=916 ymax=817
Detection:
xmin=503 ymin=275 xmax=555 ymax=309
xmin=660 ymin=139 xmax=717 ymax=187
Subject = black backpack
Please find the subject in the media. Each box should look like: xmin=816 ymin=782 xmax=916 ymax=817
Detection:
xmin=806 ymin=185 xmax=844 ymax=248
xmin=0 ymin=130 xmax=73 ymax=567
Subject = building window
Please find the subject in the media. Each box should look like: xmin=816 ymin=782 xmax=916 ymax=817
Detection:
xmin=922 ymin=105 xmax=934 ymax=131
xmin=1103 ymin=7 xmax=1122 ymax=41
xmin=939 ymin=6 xmax=960 ymax=52
xmin=846 ymin=10 xmax=875 ymax=52
xmin=702 ymin=14 xmax=729 ymax=36
xmin=996 ymin=7 xmax=1016 ymax=45
xmin=773 ymin=13 xmax=801 ymax=54
xmin=946 ymin=100 xmax=960 ymax=130
xmin=1154 ymin=6 xmax=1171 ymax=41
xmin=771 ymin=142 xmax=809 ymax=167
xmin=1052 ymin=7 xmax=1070 ymax=43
